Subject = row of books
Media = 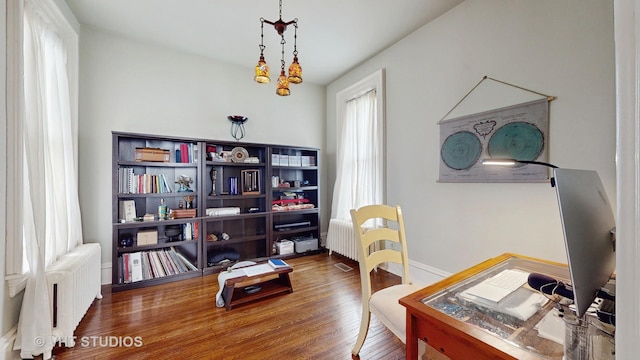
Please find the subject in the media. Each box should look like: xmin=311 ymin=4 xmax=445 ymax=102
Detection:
xmin=175 ymin=143 xmax=198 ymax=163
xmin=182 ymin=221 xmax=198 ymax=240
xmin=119 ymin=247 xmax=198 ymax=284
xmin=118 ymin=167 xmax=173 ymax=194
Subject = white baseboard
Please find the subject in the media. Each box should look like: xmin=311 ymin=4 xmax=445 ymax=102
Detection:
xmin=0 ymin=326 xmax=20 ymax=360
xmin=101 ymin=262 xmax=112 ymax=285
xmin=408 ymin=259 xmax=451 ymax=287
xmin=102 ymin=251 xmax=448 ymax=287
xmin=382 ymin=259 xmax=451 ymax=287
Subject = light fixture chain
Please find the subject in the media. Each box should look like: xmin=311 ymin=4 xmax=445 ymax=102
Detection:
xmin=279 ymin=0 xmax=283 ymax=19
xmin=292 ymin=21 xmax=298 ymax=56
xmin=259 ymin=19 xmax=266 ymax=54
xmin=281 ymin=34 xmax=286 ymax=70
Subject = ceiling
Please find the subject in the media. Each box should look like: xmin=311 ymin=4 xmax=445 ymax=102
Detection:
xmin=64 ymin=0 xmax=464 ymax=85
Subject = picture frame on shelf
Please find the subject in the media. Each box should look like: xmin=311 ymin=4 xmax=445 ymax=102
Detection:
xmin=241 ymin=169 xmax=260 ymax=195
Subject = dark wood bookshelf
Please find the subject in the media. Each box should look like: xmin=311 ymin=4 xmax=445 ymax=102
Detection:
xmin=112 ymin=131 xmax=320 ymax=291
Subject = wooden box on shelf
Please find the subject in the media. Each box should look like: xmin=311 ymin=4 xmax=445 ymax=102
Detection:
xmin=137 ymin=229 xmax=158 ymax=246
xmin=241 ymin=169 xmax=260 ymax=195
xmin=172 ymin=209 xmax=196 ymax=219
xmin=134 ymin=147 xmax=170 ymax=162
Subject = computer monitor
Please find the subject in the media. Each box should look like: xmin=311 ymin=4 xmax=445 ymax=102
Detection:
xmin=553 ymin=168 xmax=616 ymax=318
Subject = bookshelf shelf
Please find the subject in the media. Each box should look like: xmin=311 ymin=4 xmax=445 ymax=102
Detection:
xmin=114 ymin=218 xmax=197 ymax=228
xmin=202 ymin=212 xmax=268 ymax=221
xmin=111 ymin=270 xmax=201 ymax=291
xmin=118 ymin=160 xmax=198 ymax=168
xmin=117 ymin=239 xmax=199 ymax=253
xmin=206 ymin=194 xmax=266 ymax=200
xmin=112 ymin=131 xmax=320 ymax=291
xmin=117 ymin=193 xmax=198 ymax=199
xmin=207 ymin=161 xmax=267 ymax=167
xmin=205 ymin=234 xmax=267 ymax=246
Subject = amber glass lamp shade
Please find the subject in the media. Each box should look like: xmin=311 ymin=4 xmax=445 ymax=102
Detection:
xmin=254 ymin=56 xmax=270 ymax=84
xmin=287 ymin=56 xmax=302 ymax=84
xmin=276 ymin=70 xmax=290 ymax=96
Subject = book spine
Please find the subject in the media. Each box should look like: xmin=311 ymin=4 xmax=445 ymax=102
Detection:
xmin=123 ymin=253 xmax=130 ymax=283
xmin=174 ymin=250 xmax=197 ymax=271
xmin=118 ymin=256 xmax=123 ymax=284
xmin=140 ymin=252 xmax=150 ymax=280
xmin=163 ymin=250 xmax=180 ymax=275
xmin=146 ymin=251 xmax=158 ymax=278
xmin=150 ymin=251 xmax=166 ymax=277
xmin=130 ymin=252 xmax=143 ymax=282
xmin=127 ymin=168 xmax=134 ymax=194
xmin=167 ymin=249 xmax=187 ymax=273
xmin=180 ymin=143 xmax=188 ymax=163
xmin=159 ymin=250 xmax=173 ymax=276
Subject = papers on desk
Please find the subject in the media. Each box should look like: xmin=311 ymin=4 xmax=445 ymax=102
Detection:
xmin=535 ymin=309 xmax=565 ymax=345
xmin=240 ymin=263 xmax=273 ymax=277
xmin=458 ymin=287 xmax=548 ymax=321
xmin=458 ymin=269 xmax=549 ymax=321
xmin=464 ymin=269 xmax=530 ymax=303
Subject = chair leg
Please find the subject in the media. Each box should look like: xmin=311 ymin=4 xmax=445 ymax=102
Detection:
xmin=352 ymin=307 xmax=372 ymax=356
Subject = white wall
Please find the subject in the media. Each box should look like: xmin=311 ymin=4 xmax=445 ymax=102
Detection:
xmin=76 ymin=27 xmax=326 ymax=281
xmin=327 ymin=0 xmax=615 ymax=274
xmin=1 ymin=0 xmax=24 ymax=349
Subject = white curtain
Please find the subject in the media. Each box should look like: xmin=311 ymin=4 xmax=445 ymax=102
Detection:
xmin=14 ymin=1 xmax=83 ymax=358
xmin=330 ymin=90 xmax=383 ymax=222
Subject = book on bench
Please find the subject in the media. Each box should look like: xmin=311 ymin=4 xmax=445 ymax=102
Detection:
xmin=268 ymin=258 xmax=289 ymax=269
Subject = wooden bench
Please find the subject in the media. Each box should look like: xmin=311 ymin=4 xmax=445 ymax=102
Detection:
xmin=221 ymin=264 xmax=293 ymax=311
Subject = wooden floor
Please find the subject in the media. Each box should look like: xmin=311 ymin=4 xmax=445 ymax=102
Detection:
xmin=52 ymin=252 xmax=409 ymax=360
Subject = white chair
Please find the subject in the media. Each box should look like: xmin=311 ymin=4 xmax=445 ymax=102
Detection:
xmin=350 ymin=204 xmax=421 ymax=356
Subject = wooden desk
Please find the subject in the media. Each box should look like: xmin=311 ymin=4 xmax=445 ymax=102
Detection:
xmin=399 ymin=253 xmax=570 ymax=360
xmin=221 ymin=264 xmax=293 ymax=311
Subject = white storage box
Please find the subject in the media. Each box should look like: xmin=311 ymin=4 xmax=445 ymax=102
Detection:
xmin=275 ymin=240 xmax=294 ymax=255
xmin=292 ymin=237 xmax=318 ymax=253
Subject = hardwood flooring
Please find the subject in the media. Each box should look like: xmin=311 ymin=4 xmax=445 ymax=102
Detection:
xmin=52 ymin=252 xmax=409 ymax=360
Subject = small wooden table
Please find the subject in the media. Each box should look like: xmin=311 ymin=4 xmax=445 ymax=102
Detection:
xmin=400 ymin=253 xmax=571 ymax=360
xmin=221 ymin=264 xmax=293 ymax=311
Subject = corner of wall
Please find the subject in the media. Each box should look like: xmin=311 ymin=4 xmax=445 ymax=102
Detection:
xmin=101 ymin=262 xmax=112 ymax=285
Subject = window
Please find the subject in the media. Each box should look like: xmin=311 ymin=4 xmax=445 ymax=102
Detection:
xmin=5 ymin=0 xmax=81 ymax=295
xmin=330 ymin=69 xmax=385 ymax=222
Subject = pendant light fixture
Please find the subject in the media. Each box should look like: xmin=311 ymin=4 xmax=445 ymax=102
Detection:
xmin=255 ymin=0 xmax=302 ymax=96
xmin=254 ymin=22 xmax=270 ymax=84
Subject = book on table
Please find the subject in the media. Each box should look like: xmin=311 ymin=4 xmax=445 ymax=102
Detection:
xmin=268 ymin=258 xmax=289 ymax=269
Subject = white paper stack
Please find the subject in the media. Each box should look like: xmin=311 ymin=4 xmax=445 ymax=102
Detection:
xmin=206 ymin=207 xmax=241 ymax=216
